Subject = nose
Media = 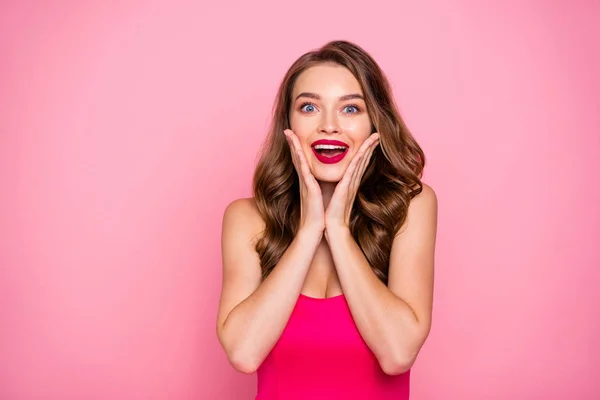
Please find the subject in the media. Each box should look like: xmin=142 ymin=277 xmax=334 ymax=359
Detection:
xmin=317 ymin=111 xmax=340 ymax=135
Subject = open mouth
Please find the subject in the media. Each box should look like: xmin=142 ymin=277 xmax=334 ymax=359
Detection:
xmin=313 ymin=145 xmax=348 ymax=158
xmin=310 ymin=139 xmax=349 ymax=164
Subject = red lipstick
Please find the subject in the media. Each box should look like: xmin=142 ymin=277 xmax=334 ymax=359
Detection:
xmin=311 ymin=139 xmax=349 ymax=164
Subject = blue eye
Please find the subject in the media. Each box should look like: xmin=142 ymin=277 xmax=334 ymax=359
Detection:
xmin=300 ymin=103 xmax=317 ymax=113
xmin=343 ymin=105 xmax=360 ymax=114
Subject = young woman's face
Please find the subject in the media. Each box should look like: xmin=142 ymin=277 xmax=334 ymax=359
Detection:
xmin=289 ymin=63 xmax=372 ymax=183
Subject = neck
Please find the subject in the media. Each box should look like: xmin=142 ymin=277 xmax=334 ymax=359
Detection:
xmin=318 ymin=181 xmax=337 ymax=210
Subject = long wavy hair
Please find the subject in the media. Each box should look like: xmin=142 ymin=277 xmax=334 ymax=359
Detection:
xmin=252 ymin=40 xmax=425 ymax=284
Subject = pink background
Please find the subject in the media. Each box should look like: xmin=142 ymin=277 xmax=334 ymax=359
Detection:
xmin=1 ymin=1 xmax=599 ymax=399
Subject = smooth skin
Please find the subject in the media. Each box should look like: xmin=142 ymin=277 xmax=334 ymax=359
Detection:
xmin=217 ymin=63 xmax=437 ymax=376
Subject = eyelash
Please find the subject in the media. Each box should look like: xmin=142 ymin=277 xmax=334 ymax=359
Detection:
xmin=299 ymin=102 xmax=362 ymax=114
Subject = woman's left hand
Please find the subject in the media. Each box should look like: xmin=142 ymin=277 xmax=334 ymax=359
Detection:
xmin=325 ymin=132 xmax=380 ymax=232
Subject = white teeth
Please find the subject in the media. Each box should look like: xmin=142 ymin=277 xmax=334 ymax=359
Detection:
xmin=313 ymin=144 xmax=347 ymax=150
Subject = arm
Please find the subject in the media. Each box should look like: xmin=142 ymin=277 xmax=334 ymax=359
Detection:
xmin=326 ymin=184 xmax=438 ymax=375
xmin=216 ymin=198 xmax=323 ymax=374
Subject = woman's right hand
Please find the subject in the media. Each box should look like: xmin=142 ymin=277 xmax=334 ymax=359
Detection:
xmin=284 ymin=129 xmax=325 ymax=234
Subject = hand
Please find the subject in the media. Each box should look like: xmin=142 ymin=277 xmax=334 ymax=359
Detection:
xmin=284 ymin=129 xmax=325 ymax=233
xmin=325 ymin=132 xmax=380 ymax=232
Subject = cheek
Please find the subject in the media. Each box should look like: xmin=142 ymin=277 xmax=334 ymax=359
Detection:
xmin=290 ymin=116 xmax=315 ymax=133
xmin=341 ymin=118 xmax=372 ymax=141
xmin=290 ymin=119 xmax=316 ymax=147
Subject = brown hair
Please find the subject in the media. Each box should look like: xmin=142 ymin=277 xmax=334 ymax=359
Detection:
xmin=252 ymin=40 xmax=425 ymax=284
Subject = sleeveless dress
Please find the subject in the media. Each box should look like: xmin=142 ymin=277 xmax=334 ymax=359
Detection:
xmin=256 ymin=293 xmax=410 ymax=399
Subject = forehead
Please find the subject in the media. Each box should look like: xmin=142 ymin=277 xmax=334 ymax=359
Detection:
xmin=293 ymin=63 xmax=363 ymax=97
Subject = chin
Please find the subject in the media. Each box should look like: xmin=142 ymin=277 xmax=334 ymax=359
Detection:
xmin=315 ymin=176 xmax=341 ymax=184
xmin=312 ymin=166 xmax=345 ymax=183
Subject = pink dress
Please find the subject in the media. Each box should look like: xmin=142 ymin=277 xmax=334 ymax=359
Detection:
xmin=256 ymin=293 xmax=410 ymax=399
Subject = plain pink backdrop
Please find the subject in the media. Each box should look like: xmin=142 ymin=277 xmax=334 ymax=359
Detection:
xmin=1 ymin=1 xmax=599 ymax=399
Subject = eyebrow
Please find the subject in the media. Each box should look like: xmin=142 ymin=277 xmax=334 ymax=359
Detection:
xmin=295 ymin=92 xmax=364 ymax=102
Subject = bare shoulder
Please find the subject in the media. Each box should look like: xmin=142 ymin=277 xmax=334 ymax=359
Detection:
xmin=407 ymin=182 xmax=437 ymax=223
xmin=218 ymin=197 xmax=265 ymax=329
xmin=387 ymin=182 xmax=437 ymax=349
xmin=411 ymin=182 xmax=437 ymax=209
xmin=223 ymin=197 xmax=260 ymax=220
xmin=396 ymin=182 xmax=438 ymax=236
xmin=222 ymin=197 xmax=265 ymax=239
xmin=220 ymin=197 xmax=265 ymax=276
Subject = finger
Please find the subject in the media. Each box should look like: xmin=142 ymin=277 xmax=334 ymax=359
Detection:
xmin=348 ymin=152 xmax=367 ymax=195
xmin=337 ymin=163 xmax=360 ymax=200
xmin=293 ymin=137 xmax=319 ymax=190
xmin=285 ymin=130 xmax=302 ymax=173
xmin=350 ymin=136 xmax=379 ymax=193
xmin=348 ymin=135 xmax=376 ymax=183
xmin=297 ymin=149 xmax=315 ymax=187
xmin=288 ymin=131 xmax=306 ymax=167
xmin=285 ymin=132 xmax=309 ymax=196
xmin=288 ymin=132 xmax=318 ymax=190
xmin=359 ymin=137 xmax=379 ymax=177
xmin=361 ymin=135 xmax=380 ymax=173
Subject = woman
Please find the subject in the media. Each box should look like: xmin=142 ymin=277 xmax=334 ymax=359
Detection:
xmin=217 ymin=40 xmax=438 ymax=399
